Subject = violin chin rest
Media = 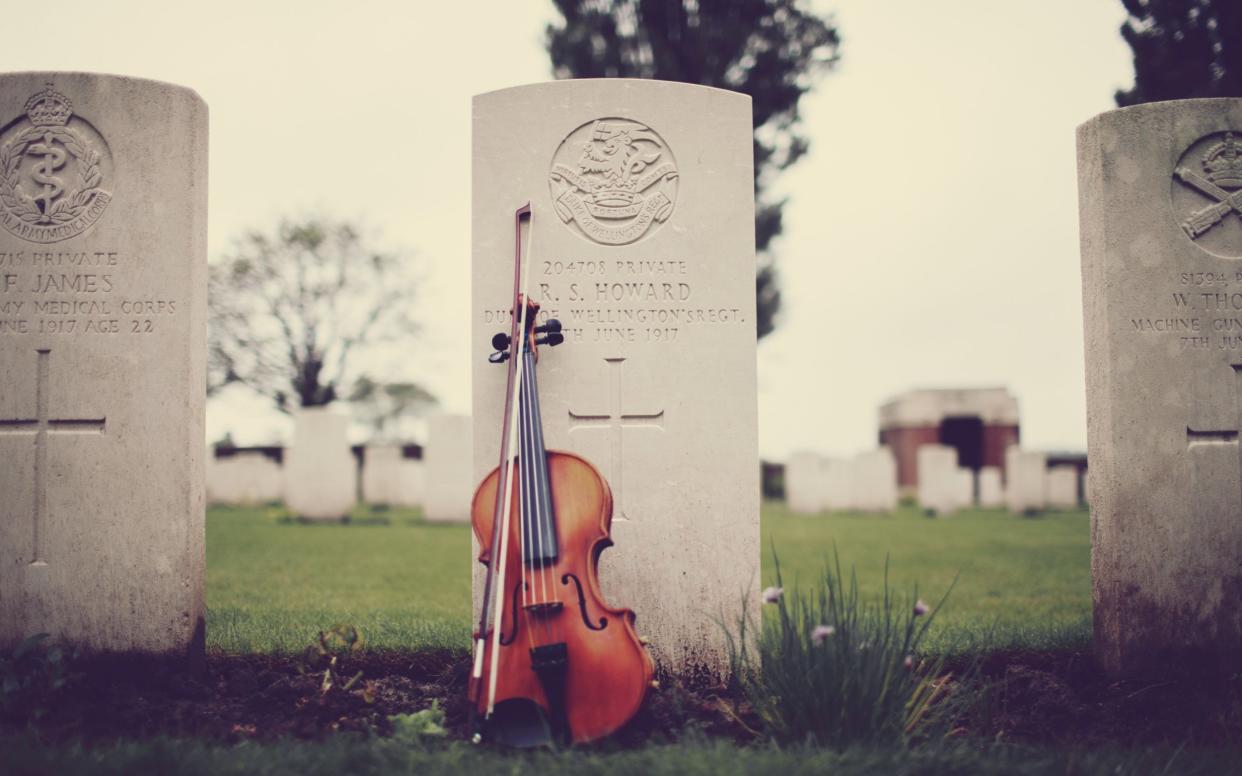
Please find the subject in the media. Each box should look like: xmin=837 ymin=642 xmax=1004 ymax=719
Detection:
xmin=485 ymin=698 xmax=558 ymax=748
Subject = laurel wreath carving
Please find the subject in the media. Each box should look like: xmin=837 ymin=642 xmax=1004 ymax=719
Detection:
xmin=0 ymin=125 xmax=104 ymax=225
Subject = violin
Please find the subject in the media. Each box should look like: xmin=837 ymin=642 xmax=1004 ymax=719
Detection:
xmin=468 ymin=204 xmax=654 ymax=747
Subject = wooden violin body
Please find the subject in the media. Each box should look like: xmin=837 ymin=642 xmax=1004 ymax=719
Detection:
xmin=470 ymin=450 xmax=653 ymax=744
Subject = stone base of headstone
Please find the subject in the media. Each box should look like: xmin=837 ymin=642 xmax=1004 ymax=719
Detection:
xmin=284 ymin=407 xmax=355 ymax=521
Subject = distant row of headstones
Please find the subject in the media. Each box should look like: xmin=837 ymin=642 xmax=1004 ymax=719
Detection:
xmin=786 ymin=445 xmax=1085 ymax=516
xmin=208 ymin=410 xmax=472 ymax=522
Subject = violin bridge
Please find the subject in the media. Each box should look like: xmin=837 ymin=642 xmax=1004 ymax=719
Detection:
xmin=522 ymin=601 xmax=565 ymax=618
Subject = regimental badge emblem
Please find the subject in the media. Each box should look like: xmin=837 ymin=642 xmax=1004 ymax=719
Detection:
xmin=549 ymin=118 xmax=678 ymax=246
xmin=1172 ymin=131 xmax=1242 ymax=258
xmin=0 ymin=84 xmax=113 ymax=243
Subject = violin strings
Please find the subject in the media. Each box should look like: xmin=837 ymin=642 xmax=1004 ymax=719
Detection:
xmin=528 ymin=350 xmax=559 ymax=647
xmin=524 ymin=350 xmax=555 ymax=647
xmin=519 ymin=350 xmax=540 ymax=650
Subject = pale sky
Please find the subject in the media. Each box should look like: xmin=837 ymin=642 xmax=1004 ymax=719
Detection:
xmin=1 ymin=0 xmax=1134 ymax=459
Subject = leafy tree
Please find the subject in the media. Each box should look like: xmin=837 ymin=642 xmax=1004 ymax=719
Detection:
xmin=208 ymin=217 xmax=419 ymax=411
xmin=1116 ymin=0 xmax=1242 ymax=106
xmin=348 ymin=376 xmax=438 ymax=440
xmin=546 ymin=0 xmax=841 ymax=339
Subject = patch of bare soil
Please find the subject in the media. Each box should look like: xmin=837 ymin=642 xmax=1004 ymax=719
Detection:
xmin=0 ymin=650 xmax=756 ymax=745
xmin=953 ymin=649 xmax=1242 ymax=747
xmin=3 ymin=649 xmax=1238 ymax=747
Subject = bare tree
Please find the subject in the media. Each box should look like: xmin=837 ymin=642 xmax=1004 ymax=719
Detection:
xmin=208 ymin=217 xmax=418 ymax=411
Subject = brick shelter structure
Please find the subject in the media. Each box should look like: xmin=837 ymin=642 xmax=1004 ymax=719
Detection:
xmin=878 ymin=387 xmax=1021 ymax=493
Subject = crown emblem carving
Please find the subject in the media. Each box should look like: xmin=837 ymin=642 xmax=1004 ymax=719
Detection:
xmin=549 ymin=118 xmax=679 ymax=246
xmin=0 ymin=84 xmax=112 ymax=243
xmin=1174 ymin=130 xmax=1242 ymax=246
xmin=1203 ymin=132 xmax=1242 ymax=189
xmin=23 ymin=85 xmax=73 ymax=127
xmin=581 ymin=122 xmax=663 ymax=204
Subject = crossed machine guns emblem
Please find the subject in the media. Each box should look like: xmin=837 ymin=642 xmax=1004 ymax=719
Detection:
xmin=1174 ymin=132 xmax=1242 ymax=241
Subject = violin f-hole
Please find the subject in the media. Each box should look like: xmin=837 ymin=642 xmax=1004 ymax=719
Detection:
xmin=499 ymin=581 xmax=526 ymax=646
xmin=562 ymin=573 xmax=607 ymax=631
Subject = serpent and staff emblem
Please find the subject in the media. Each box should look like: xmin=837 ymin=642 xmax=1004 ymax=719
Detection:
xmin=549 ymin=118 xmax=678 ymax=246
xmin=0 ymin=84 xmax=113 ymax=243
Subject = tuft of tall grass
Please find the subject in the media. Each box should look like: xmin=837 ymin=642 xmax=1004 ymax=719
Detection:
xmin=729 ymin=549 xmax=969 ymax=747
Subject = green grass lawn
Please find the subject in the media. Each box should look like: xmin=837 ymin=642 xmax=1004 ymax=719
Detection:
xmin=207 ymin=501 xmax=1090 ymax=655
xmin=207 ymin=506 xmax=472 ymax=653
xmin=763 ymin=501 xmax=1092 ymax=652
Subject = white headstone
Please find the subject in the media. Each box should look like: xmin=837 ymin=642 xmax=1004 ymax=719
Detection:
xmin=0 ymin=74 xmax=206 ymax=658
xmin=823 ymin=456 xmax=854 ymax=512
xmin=1079 ymin=98 xmax=1242 ymax=671
xmin=978 ymin=466 xmax=1004 ymax=508
xmin=207 ymin=451 xmax=284 ymax=505
xmin=472 ymin=80 xmax=758 ymax=673
xmin=423 ymin=413 xmax=473 ymax=523
xmin=1045 ymin=465 xmax=1079 ymax=510
xmin=284 ymin=407 xmax=355 ymax=520
xmin=785 ymin=451 xmax=826 ymax=514
xmin=1004 ymin=447 xmax=1046 ymax=515
xmin=361 ymin=444 xmax=424 ymax=507
xmin=952 ymin=467 xmax=975 ymax=510
xmin=850 ymin=448 xmax=897 ymax=513
xmin=917 ymin=445 xmax=960 ymax=515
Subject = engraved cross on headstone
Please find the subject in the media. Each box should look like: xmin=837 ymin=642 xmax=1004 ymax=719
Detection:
xmin=567 ymin=357 xmax=664 ymax=521
xmin=0 ymin=349 xmax=106 ymax=566
xmin=1186 ymin=363 xmax=1242 ymax=509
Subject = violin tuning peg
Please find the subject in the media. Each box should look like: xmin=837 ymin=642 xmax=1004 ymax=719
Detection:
xmin=491 ymin=332 xmax=511 ymax=351
xmin=487 ymin=351 xmax=510 ymax=364
xmin=535 ymin=318 xmax=562 ymax=335
xmin=536 ymin=331 xmax=564 ymax=347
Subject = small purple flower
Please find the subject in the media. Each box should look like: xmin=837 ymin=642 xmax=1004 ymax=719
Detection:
xmin=811 ymin=624 xmax=836 ymax=644
xmin=913 ymin=599 xmax=929 ymax=617
xmin=761 ymin=586 xmax=783 ymax=604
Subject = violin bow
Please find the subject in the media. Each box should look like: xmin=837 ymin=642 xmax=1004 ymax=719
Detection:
xmin=470 ymin=203 xmax=534 ymax=739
